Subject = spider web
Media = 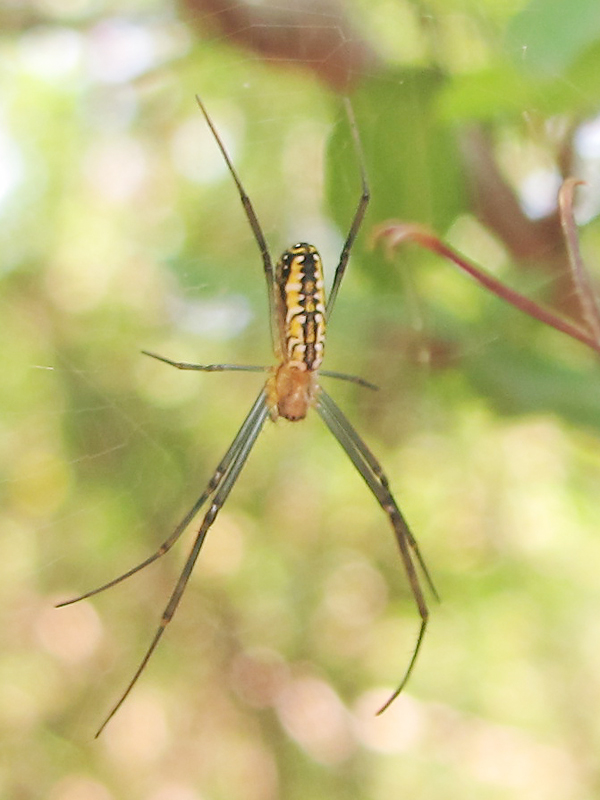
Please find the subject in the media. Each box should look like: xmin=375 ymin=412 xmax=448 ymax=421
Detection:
xmin=2 ymin=2 xmax=600 ymax=799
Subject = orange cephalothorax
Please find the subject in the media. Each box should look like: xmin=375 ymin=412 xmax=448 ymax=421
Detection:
xmin=269 ymin=363 xmax=317 ymax=421
xmin=275 ymin=243 xmax=326 ymax=372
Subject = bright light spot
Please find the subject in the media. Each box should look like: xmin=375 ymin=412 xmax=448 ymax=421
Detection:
xmin=354 ymin=690 xmax=425 ymax=752
xmin=167 ymin=294 xmax=253 ymax=339
xmin=84 ymin=135 xmax=149 ymax=203
xmin=519 ymin=168 xmax=561 ymax=219
xmin=0 ymin=122 xmax=23 ymax=211
xmin=276 ymin=676 xmax=356 ymax=763
xmin=87 ymin=19 xmax=156 ymax=84
xmin=19 ymin=26 xmax=83 ymax=80
xmin=171 ymin=112 xmax=240 ymax=185
xmin=572 ymin=116 xmax=600 ymax=223
xmin=36 ymin=600 xmax=102 ymax=664
xmin=104 ymin=691 xmax=169 ymax=764
xmin=575 ymin=115 xmax=600 ymax=158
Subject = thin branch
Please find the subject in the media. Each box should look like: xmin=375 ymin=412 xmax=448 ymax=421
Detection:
xmin=372 ymin=215 xmax=600 ymax=356
xmin=179 ymin=0 xmax=378 ymax=91
xmin=558 ymin=178 xmax=600 ymax=342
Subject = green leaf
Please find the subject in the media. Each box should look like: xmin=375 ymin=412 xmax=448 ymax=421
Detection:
xmin=326 ymin=70 xmax=466 ymax=290
xmin=506 ymin=0 xmax=600 ymax=76
xmin=565 ymin=39 xmax=600 ymax=109
xmin=438 ymin=64 xmax=543 ymax=121
xmin=464 ymin=338 xmax=600 ymax=431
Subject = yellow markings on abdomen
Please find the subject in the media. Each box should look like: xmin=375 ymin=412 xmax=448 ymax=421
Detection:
xmin=275 ymin=243 xmax=326 ymax=372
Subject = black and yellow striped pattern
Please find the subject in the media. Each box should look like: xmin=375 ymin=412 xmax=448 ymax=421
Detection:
xmin=275 ymin=242 xmax=326 ymax=371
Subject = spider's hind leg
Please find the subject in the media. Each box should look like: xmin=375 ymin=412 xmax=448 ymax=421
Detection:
xmin=316 ymin=388 xmax=436 ymax=710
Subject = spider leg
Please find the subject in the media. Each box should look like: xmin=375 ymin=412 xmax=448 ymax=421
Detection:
xmin=326 ymin=98 xmax=370 ymax=318
xmin=316 ymin=388 xmax=433 ymax=713
xmin=320 ymin=370 xmax=378 ymax=391
xmin=57 ymin=389 xmax=269 ymax=607
xmin=143 ymin=350 xmax=379 ymax=390
xmin=194 ymin=96 xmax=279 ymax=353
xmin=95 ymin=390 xmax=270 ymax=737
xmin=142 ymin=350 xmax=270 ymax=374
xmin=318 ymin=390 xmax=438 ymax=599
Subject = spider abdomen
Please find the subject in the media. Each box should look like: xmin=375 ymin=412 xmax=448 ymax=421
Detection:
xmin=276 ymin=243 xmax=326 ymax=372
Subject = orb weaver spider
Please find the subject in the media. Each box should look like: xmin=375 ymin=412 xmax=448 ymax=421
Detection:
xmin=58 ymin=96 xmax=437 ymax=737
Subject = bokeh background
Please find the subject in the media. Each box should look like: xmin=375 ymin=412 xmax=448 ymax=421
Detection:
xmin=3 ymin=0 xmax=600 ymax=798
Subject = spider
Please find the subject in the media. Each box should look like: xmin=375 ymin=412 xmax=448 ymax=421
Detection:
xmin=58 ymin=96 xmax=437 ymax=736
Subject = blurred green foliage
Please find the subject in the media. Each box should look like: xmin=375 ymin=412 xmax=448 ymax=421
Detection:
xmin=3 ymin=0 xmax=600 ymax=799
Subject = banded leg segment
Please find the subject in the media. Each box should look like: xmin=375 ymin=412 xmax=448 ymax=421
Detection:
xmin=95 ymin=390 xmax=270 ymax=736
xmin=57 ymin=389 xmax=269 ymax=605
xmin=194 ymin=96 xmax=279 ymax=354
xmin=326 ymin=98 xmax=370 ymax=319
xmin=319 ymin=390 xmax=437 ymax=599
xmin=316 ymin=388 xmax=433 ymax=712
xmin=142 ymin=350 xmax=270 ymax=374
xmin=142 ymin=350 xmax=378 ymax=390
